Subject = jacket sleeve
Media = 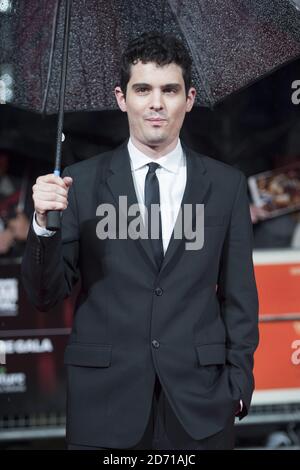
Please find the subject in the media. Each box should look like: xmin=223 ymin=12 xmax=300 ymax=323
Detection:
xmin=21 ymin=167 xmax=80 ymax=311
xmin=217 ymin=172 xmax=259 ymax=418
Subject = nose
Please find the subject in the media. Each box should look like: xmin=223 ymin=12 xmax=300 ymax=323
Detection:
xmin=150 ymin=90 xmax=164 ymax=111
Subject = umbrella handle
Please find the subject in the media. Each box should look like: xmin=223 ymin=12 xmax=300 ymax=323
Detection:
xmin=46 ymin=210 xmax=61 ymax=231
xmin=46 ymin=169 xmax=61 ymax=231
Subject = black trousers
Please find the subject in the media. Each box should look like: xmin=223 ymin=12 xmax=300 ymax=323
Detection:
xmin=68 ymin=375 xmax=235 ymax=450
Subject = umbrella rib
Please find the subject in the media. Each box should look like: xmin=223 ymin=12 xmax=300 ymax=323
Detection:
xmin=54 ymin=0 xmax=72 ymax=174
xmin=41 ymin=0 xmax=60 ymax=115
xmin=166 ymin=0 xmax=215 ymax=106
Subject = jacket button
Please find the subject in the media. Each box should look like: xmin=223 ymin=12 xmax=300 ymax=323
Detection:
xmin=152 ymin=340 xmax=160 ymax=349
xmin=154 ymin=287 xmax=163 ymax=296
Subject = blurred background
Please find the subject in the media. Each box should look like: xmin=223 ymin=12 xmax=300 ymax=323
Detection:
xmin=1 ymin=0 xmax=300 ymax=449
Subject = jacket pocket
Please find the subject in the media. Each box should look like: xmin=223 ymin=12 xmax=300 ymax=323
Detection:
xmin=195 ymin=343 xmax=226 ymax=366
xmin=64 ymin=343 xmax=112 ymax=367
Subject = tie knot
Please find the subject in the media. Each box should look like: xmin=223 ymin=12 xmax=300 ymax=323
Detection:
xmin=147 ymin=162 xmax=160 ymax=174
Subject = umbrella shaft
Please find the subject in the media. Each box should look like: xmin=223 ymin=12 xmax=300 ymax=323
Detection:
xmin=55 ymin=0 xmax=72 ymax=174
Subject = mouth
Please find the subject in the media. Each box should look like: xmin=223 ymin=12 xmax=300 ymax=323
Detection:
xmin=145 ymin=118 xmax=167 ymax=125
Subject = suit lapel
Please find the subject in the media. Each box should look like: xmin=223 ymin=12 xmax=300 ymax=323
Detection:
xmin=159 ymin=145 xmax=211 ymax=274
xmin=103 ymin=141 xmax=211 ymax=274
xmin=105 ymin=141 xmax=158 ymax=271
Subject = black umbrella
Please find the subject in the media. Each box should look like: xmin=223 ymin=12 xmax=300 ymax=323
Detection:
xmin=2 ymin=0 xmax=300 ymax=112
xmin=1 ymin=0 xmax=73 ymax=230
xmin=2 ymin=0 xmax=300 ymax=227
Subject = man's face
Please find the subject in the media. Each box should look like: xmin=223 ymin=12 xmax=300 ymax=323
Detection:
xmin=115 ymin=61 xmax=196 ymax=150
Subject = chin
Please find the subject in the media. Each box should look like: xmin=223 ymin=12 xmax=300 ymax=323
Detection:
xmin=145 ymin=133 xmax=167 ymax=146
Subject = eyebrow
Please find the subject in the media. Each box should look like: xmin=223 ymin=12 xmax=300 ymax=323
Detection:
xmin=132 ymin=83 xmax=182 ymax=90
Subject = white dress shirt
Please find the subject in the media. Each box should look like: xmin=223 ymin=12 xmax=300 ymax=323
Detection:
xmin=128 ymin=138 xmax=186 ymax=254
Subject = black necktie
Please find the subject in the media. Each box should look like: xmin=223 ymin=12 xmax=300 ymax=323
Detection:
xmin=144 ymin=162 xmax=164 ymax=269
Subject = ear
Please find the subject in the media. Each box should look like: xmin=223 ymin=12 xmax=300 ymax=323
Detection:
xmin=186 ymin=87 xmax=196 ymax=112
xmin=114 ymin=86 xmax=127 ymax=112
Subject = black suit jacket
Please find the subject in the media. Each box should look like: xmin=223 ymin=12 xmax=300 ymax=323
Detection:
xmin=21 ymin=140 xmax=259 ymax=448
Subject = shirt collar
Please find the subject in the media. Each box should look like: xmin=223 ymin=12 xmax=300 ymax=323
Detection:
xmin=127 ymin=137 xmax=183 ymax=174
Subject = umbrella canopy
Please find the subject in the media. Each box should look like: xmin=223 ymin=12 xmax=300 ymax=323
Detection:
xmin=2 ymin=53 xmax=299 ymax=166
xmin=1 ymin=0 xmax=300 ymax=112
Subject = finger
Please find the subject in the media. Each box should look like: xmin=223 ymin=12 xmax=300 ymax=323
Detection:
xmin=33 ymin=191 xmax=68 ymax=204
xmin=63 ymin=176 xmax=73 ymax=187
xmin=33 ymin=182 xmax=68 ymax=197
xmin=35 ymin=199 xmax=67 ymax=213
xmin=36 ymin=174 xmax=69 ymax=189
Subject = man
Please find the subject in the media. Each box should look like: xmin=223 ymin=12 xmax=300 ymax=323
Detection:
xmin=22 ymin=32 xmax=259 ymax=450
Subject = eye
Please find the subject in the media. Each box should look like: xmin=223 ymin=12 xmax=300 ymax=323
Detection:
xmin=136 ymin=87 xmax=150 ymax=94
xmin=163 ymin=87 xmax=178 ymax=94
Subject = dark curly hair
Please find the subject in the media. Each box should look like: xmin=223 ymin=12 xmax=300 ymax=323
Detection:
xmin=120 ymin=32 xmax=192 ymax=97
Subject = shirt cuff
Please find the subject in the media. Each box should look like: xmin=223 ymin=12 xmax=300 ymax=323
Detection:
xmin=235 ymin=399 xmax=244 ymax=416
xmin=32 ymin=212 xmax=56 ymax=237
